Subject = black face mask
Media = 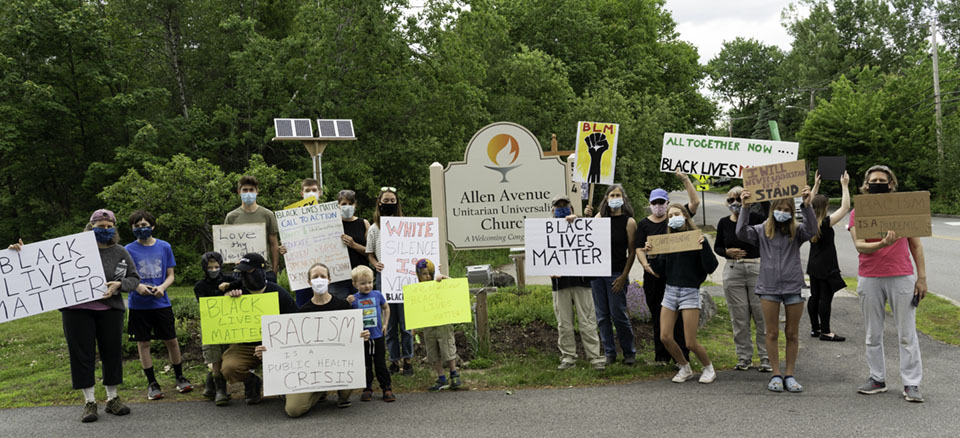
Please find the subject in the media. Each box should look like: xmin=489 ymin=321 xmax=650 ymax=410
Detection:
xmin=868 ymin=183 xmax=891 ymax=194
xmin=206 ymin=269 xmax=221 ymax=281
xmin=379 ymin=203 xmax=398 ymax=216
xmin=241 ymin=269 xmax=266 ymax=291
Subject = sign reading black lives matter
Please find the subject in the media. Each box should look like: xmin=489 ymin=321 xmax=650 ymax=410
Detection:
xmin=524 ymin=218 xmax=611 ymax=277
xmin=443 ymin=122 xmax=568 ymax=249
xmin=0 ymin=232 xmax=106 ymax=323
xmin=661 ymin=133 xmax=799 ymax=178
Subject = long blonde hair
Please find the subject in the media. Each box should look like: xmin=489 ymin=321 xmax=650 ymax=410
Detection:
xmin=810 ymin=195 xmax=829 ymax=243
xmin=764 ymin=199 xmax=797 ymax=240
xmin=666 ymin=203 xmax=698 ymax=233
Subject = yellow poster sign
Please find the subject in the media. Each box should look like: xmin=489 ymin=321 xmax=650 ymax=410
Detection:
xmin=199 ymin=293 xmax=280 ymax=344
xmin=573 ymin=121 xmax=619 ymax=185
xmin=402 ymin=278 xmax=472 ymax=330
xmin=284 ymin=197 xmax=318 ymax=210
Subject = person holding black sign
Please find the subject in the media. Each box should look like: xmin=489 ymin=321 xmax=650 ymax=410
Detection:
xmin=807 ymin=171 xmax=851 ymax=342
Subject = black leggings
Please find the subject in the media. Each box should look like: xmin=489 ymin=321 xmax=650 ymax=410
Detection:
xmin=364 ymin=337 xmax=391 ymax=391
xmin=62 ymin=308 xmax=125 ymax=389
xmin=808 ymin=276 xmax=836 ymax=334
xmin=643 ymin=272 xmax=689 ymax=362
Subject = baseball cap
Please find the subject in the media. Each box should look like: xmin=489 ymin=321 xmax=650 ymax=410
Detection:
xmin=649 ymin=189 xmax=669 ymax=203
xmin=89 ymin=209 xmax=116 ymax=224
xmin=550 ymin=194 xmax=572 ymax=206
xmin=236 ymin=253 xmax=266 ymax=272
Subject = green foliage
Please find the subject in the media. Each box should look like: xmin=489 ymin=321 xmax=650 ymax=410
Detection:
xmin=487 ymin=286 xmax=557 ymax=328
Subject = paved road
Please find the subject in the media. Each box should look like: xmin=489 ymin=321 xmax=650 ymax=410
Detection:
xmin=2 ymin=292 xmax=957 ymax=437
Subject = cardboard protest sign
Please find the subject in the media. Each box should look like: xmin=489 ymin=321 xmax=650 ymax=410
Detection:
xmin=276 ymin=201 xmax=351 ymax=290
xmin=573 ymin=122 xmax=619 ymax=184
xmin=199 ymin=293 xmax=280 ymax=344
xmin=646 ymin=230 xmax=704 ymax=255
xmin=381 ymin=217 xmax=441 ymax=303
xmin=260 ymin=309 xmax=366 ymax=396
xmin=661 ymin=133 xmax=799 ymax=178
xmin=853 ymin=191 xmax=932 ymax=239
xmin=284 ymin=197 xmax=319 ymax=210
xmin=818 ymin=156 xmax=846 ymax=181
xmin=402 ymin=278 xmax=472 ymax=330
xmin=0 ymin=232 xmax=106 ymax=323
xmin=212 ymin=224 xmax=268 ymax=264
xmin=524 ymin=218 xmax=611 ymax=277
xmin=742 ymin=160 xmax=807 ymax=204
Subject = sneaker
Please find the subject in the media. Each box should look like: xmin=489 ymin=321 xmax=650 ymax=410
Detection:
xmin=202 ymin=372 xmax=215 ymax=399
xmin=361 ymin=389 xmax=373 ymax=402
xmin=401 ymin=362 xmax=413 ymax=376
xmin=810 ymin=330 xmax=821 ymax=337
xmin=903 ymin=386 xmax=924 ymax=403
xmin=734 ymin=359 xmax=750 ymax=371
xmin=449 ymin=373 xmax=462 ymax=390
xmin=428 ymin=377 xmax=449 ymax=392
xmin=382 ymin=390 xmax=396 ymax=402
xmin=557 ymin=361 xmax=576 ymax=371
xmin=147 ymin=382 xmax=164 ymax=400
xmin=389 ymin=362 xmax=400 ymax=374
xmin=784 ymin=375 xmax=803 ymax=393
xmin=819 ymin=333 xmax=846 ymax=342
xmin=105 ymin=397 xmax=130 ymax=416
xmin=243 ymin=374 xmax=262 ymax=405
xmin=81 ymin=402 xmax=98 ymax=423
xmin=623 ymin=356 xmax=636 ymax=366
xmin=176 ymin=375 xmax=193 ymax=393
xmin=758 ymin=358 xmax=773 ymax=373
xmin=699 ymin=365 xmax=716 ymax=384
xmin=857 ymin=378 xmax=888 ymax=395
xmin=592 ymin=362 xmax=606 ymax=371
xmin=672 ymin=364 xmax=694 ymax=383
xmin=337 ymin=399 xmax=352 ymax=409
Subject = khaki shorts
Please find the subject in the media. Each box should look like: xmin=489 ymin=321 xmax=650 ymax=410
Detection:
xmin=202 ymin=343 xmax=227 ymax=364
xmin=423 ymin=325 xmax=457 ymax=363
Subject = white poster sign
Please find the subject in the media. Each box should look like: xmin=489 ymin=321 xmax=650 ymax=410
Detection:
xmin=380 ymin=217 xmax=440 ymax=303
xmin=524 ymin=218 xmax=611 ymax=277
xmin=276 ymin=201 xmax=352 ymax=290
xmin=212 ymin=223 xmax=268 ymax=264
xmin=660 ymin=133 xmax=799 ymax=178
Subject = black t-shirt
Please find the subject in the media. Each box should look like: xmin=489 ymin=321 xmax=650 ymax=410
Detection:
xmin=193 ymin=274 xmax=238 ymax=301
xmin=714 ymin=213 xmax=765 ymax=259
xmin=807 ymin=217 xmax=839 ymax=278
xmin=298 ymin=295 xmax=352 ymax=313
xmin=342 ymin=218 xmax=368 ymax=270
xmin=609 ymin=215 xmax=629 ymax=273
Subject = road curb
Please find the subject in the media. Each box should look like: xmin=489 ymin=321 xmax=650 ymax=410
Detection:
xmin=930 ymin=291 xmax=960 ymax=307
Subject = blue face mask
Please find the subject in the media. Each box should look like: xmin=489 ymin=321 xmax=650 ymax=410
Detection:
xmin=241 ymin=192 xmax=257 ymax=205
xmin=774 ymin=210 xmax=792 ymax=223
xmin=608 ymin=198 xmax=624 ymax=210
xmin=93 ymin=227 xmax=116 ymax=243
xmin=728 ymin=203 xmax=741 ymax=214
xmin=668 ymin=215 xmax=686 ymax=229
xmin=554 ymin=207 xmax=572 ymax=218
xmin=133 ymin=226 xmax=152 ymax=240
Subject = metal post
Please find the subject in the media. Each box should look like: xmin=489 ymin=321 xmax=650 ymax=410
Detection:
xmin=932 ymin=17 xmax=944 ymax=161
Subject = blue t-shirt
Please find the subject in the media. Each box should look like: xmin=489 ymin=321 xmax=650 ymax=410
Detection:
xmin=351 ymin=290 xmax=386 ymax=339
xmin=124 ymin=239 xmax=176 ymax=309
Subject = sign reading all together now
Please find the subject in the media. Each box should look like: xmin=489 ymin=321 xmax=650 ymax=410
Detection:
xmin=260 ymin=309 xmax=366 ymax=396
xmin=199 ymin=293 xmax=280 ymax=344
xmin=524 ymin=218 xmax=611 ymax=277
xmin=0 ymin=232 xmax=106 ymax=323
xmin=276 ymin=201 xmax=352 ymax=290
xmin=660 ymin=133 xmax=799 ymax=178
xmin=381 ymin=217 xmax=441 ymax=303
xmin=403 ymin=278 xmax=472 ymax=330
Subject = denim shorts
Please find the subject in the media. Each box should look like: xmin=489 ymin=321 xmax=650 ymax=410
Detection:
xmin=758 ymin=293 xmax=804 ymax=305
xmin=662 ymin=285 xmax=701 ymax=311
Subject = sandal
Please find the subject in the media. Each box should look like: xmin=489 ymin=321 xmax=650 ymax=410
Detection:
xmin=819 ymin=334 xmax=846 ymax=342
xmin=768 ymin=375 xmax=784 ymax=392
xmin=784 ymin=376 xmax=803 ymax=393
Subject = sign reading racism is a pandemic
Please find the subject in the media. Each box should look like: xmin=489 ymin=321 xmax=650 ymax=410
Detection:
xmin=443 ymin=122 xmax=567 ymax=249
xmin=853 ymin=191 xmax=932 ymax=239
xmin=660 ymin=133 xmax=799 ymax=178
xmin=573 ymin=121 xmax=619 ymax=185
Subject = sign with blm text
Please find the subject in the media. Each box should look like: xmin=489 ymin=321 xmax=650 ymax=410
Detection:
xmin=646 ymin=230 xmax=703 ymax=255
xmin=573 ymin=121 xmax=619 ymax=185
xmin=853 ymin=191 xmax=932 ymax=239
xmin=212 ymin=224 xmax=268 ymax=264
xmin=403 ymin=278 xmax=472 ymax=330
xmin=199 ymin=293 xmax=280 ymax=344
xmin=381 ymin=217 xmax=441 ymax=303
xmin=0 ymin=232 xmax=106 ymax=323
xmin=661 ymin=133 xmax=799 ymax=178
xmin=276 ymin=201 xmax=352 ymax=290
xmin=260 ymin=309 xmax=366 ymax=396
xmin=742 ymin=160 xmax=807 ymax=204
xmin=524 ymin=218 xmax=611 ymax=277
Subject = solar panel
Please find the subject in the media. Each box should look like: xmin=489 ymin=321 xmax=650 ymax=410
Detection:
xmin=317 ymin=119 xmax=337 ymax=137
xmin=316 ymin=119 xmax=355 ymax=138
xmin=335 ymin=120 xmax=354 ymax=137
xmin=274 ymin=118 xmax=313 ymax=138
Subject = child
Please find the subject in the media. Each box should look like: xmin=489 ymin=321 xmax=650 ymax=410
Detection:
xmin=350 ymin=265 xmax=395 ymax=402
xmin=646 ymin=204 xmax=719 ymax=383
xmin=193 ymin=251 xmax=236 ymax=406
xmin=124 ymin=210 xmax=192 ymax=400
xmin=737 ymin=185 xmax=818 ymax=393
xmin=416 ymin=259 xmax=462 ymax=390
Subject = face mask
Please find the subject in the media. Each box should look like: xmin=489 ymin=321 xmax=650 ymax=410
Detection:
xmin=774 ymin=211 xmax=792 ymax=223
xmin=554 ymin=207 xmax=572 ymax=218
xmin=728 ymin=203 xmax=741 ymax=214
xmin=340 ymin=205 xmax=356 ymax=218
xmin=133 ymin=226 xmax=152 ymax=241
xmin=650 ymin=204 xmax=667 ymax=218
xmin=240 ymin=269 xmax=266 ymax=291
xmin=668 ymin=215 xmax=686 ymax=229
xmin=241 ymin=192 xmax=257 ymax=205
xmin=206 ymin=269 xmax=221 ymax=280
xmin=93 ymin=227 xmax=115 ymax=244
xmin=379 ymin=203 xmax=398 ymax=216
xmin=608 ymin=198 xmax=624 ymax=209
xmin=868 ymin=183 xmax=890 ymax=194
xmin=311 ymin=277 xmax=329 ymax=295
xmin=303 ymin=191 xmax=320 ymax=200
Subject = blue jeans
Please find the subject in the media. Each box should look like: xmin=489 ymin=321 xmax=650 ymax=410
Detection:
xmin=376 ymin=272 xmax=413 ymax=361
xmin=591 ymin=273 xmax=635 ymax=358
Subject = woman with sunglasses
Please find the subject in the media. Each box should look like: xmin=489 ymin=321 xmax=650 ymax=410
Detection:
xmin=328 ymin=189 xmax=370 ymax=300
xmin=366 ymin=187 xmax=413 ymax=376
xmin=714 ymin=186 xmax=771 ymax=372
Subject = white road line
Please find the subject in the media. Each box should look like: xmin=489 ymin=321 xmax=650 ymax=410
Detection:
xmin=944 ymin=221 xmax=960 ymax=226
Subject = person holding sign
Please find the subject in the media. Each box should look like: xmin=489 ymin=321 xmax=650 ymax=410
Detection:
xmin=848 ymin=165 xmax=927 ymax=402
xmin=807 ymin=171 xmax=851 ymax=342
xmin=9 ymin=209 xmax=139 ymax=422
xmin=737 ymin=184 xmax=818 ymax=393
xmin=588 ymin=185 xmax=638 ymax=365
xmin=193 ymin=251 xmax=237 ymax=405
xmin=280 ymin=178 xmax=330 ymax=307
xmin=349 ymin=265 xmax=395 ymax=402
xmin=219 ymin=253 xmax=297 ymax=405
xmin=225 ymin=176 xmax=281 ymax=283
xmin=645 ymin=204 xmax=719 ymax=383
xmin=330 ymin=189 xmax=370 ymax=300
xmin=413 ymin=259 xmax=462 ymax=391
xmin=714 ymin=186 xmax=771 ymax=373
xmin=365 ymin=187 xmax=413 ymax=376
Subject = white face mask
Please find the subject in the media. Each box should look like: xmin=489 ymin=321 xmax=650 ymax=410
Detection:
xmin=668 ymin=215 xmax=686 ymax=229
xmin=303 ymin=191 xmax=320 ymax=200
xmin=310 ymin=277 xmax=329 ymax=295
xmin=608 ymin=198 xmax=624 ymax=209
xmin=340 ymin=205 xmax=355 ymax=218
xmin=773 ymin=210 xmax=792 ymax=223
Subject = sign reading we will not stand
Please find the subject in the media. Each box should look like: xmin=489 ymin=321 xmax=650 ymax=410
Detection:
xmin=742 ymin=160 xmax=807 ymax=204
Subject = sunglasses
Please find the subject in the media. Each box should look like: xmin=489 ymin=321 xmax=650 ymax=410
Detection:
xmin=380 ymin=186 xmax=397 ymax=193
xmin=726 ymin=198 xmax=741 ymax=204
xmin=650 ymin=199 xmax=667 ymax=206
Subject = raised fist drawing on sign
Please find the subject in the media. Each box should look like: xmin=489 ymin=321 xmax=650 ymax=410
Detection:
xmin=585 ymin=132 xmax=609 ymax=183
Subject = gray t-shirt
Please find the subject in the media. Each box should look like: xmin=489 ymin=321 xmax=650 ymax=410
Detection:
xmin=225 ymin=205 xmax=279 ymax=270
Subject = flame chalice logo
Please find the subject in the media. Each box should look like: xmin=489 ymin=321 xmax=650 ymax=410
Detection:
xmin=484 ymin=134 xmax=521 ymax=183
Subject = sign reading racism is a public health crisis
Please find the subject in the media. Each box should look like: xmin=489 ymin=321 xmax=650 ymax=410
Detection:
xmin=660 ymin=133 xmax=799 ymax=178
xmin=444 ymin=122 xmax=567 ymax=249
